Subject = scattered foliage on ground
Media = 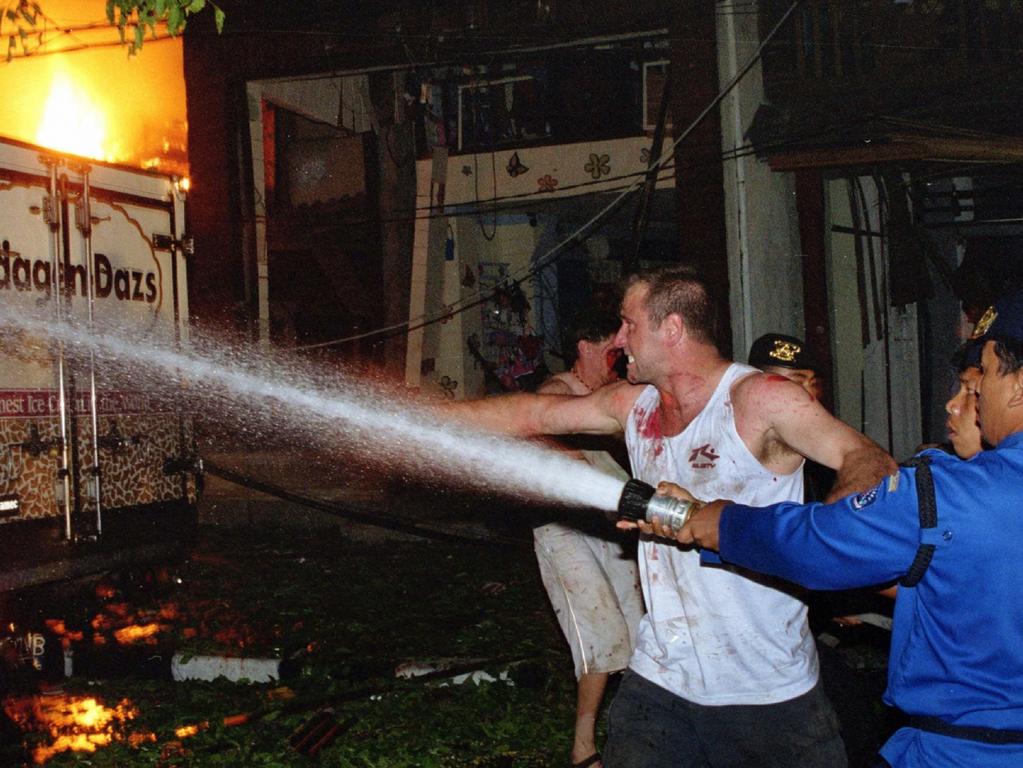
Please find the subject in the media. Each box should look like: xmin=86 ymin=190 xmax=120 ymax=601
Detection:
xmin=9 ymin=524 xmax=585 ymax=766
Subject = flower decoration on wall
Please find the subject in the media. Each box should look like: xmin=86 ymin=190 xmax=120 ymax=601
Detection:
xmin=537 ymin=174 xmax=558 ymax=193
xmin=461 ymin=165 xmax=473 ymax=177
xmin=439 ymin=375 xmax=459 ymax=398
xmin=640 ymin=147 xmax=651 ymax=164
xmin=584 ymin=153 xmax=610 ymax=180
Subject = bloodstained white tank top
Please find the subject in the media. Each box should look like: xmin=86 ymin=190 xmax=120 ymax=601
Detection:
xmin=624 ymin=362 xmax=817 ymax=705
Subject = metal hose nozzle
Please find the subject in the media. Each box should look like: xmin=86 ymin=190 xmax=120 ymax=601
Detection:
xmin=613 ymin=478 xmax=694 ymax=536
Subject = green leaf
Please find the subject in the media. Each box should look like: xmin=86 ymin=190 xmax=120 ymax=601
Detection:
xmin=214 ymin=5 xmax=225 ymax=33
xmin=133 ymin=21 xmax=143 ymax=51
xmin=189 ymin=0 xmax=207 ymax=13
xmin=167 ymin=3 xmax=183 ymax=34
xmin=155 ymin=0 xmax=167 ymax=15
xmin=105 ymin=0 xmax=115 ymax=25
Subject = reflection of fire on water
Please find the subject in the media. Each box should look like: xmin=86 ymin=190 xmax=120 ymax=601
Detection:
xmin=3 ymin=694 xmax=155 ymax=764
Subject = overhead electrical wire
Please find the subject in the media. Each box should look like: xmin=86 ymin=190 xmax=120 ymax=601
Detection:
xmin=0 ymin=5 xmax=182 ymax=59
xmin=15 ymin=4 xmax=992 ymax=344
xmin=293 ymin=0 xmax=804 ymax=352
xmin=218 ymin=86 xmax=1010 ymax=237
xmin=3 ymin=1 xmax=1019 ymax=63
xmin=266 ymin=98 xmax=1023 ymax=235
xmin=2 ymin=31 xmax=178 ymax=58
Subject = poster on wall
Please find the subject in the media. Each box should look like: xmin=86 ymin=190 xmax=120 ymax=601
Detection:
xmin=476 ymin=262 xmax=546 ymax=393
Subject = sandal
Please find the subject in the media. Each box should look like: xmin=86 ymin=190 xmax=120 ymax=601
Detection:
xmin=571 ymin=753 xmax=601 ymax=768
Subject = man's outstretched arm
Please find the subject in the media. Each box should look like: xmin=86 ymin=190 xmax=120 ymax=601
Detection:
xmin=440 ymin=379 xmax=638 ymax=438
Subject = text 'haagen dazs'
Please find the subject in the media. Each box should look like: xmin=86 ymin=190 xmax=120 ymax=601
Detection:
xmin=0 ymin=246 xmax=158 ymax=303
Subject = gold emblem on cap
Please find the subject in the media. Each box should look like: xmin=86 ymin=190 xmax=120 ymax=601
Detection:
xmin=769 ymin=340 xmax=801 ymax=363
xmin=971 ymin=306 xmax=997 ymax=339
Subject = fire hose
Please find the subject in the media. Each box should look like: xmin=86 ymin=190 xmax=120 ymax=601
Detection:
xmin=201 ymin=460 xmax=528 ymax=548
xmin=205 ymin=464 xmax=694 ymax=546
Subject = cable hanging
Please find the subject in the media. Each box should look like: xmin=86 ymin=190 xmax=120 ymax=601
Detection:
xmin=291 ymin=1 xmax=805 ymax=352
xmin=294 ymin=1 xmax=804 ymax=352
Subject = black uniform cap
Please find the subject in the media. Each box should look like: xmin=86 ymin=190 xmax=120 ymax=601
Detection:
xmin=747 ymin=333 xmax=817 ymax=371
xmin=971 ymin=287 xmax=1023 ymax=349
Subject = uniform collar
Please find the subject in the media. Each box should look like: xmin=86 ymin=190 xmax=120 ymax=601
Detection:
xmin=997 ymin=431 xmax=1023 ymax=450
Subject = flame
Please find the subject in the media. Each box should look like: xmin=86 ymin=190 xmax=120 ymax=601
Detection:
xmin=0 ymin=2 xmax=188 ymax=175
xmin=44 ymin=618 xmax=83 ymax=644
xmin=44 ymin=619 xmax=65 ymax=635
xmin=175 ymin=722 xmax=204 ymax=739
xmin=95 ymin=582 xmax=118 ymax=600
xmin=113 ymin=622 xmax=162 ymax=644
xmin=3 ymin=693 xmax=153 ymax=764
xmin=35 ymin=71 xmax=111 ymax=161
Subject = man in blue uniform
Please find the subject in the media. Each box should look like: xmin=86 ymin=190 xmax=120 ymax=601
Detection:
xmin=650 ymin=287 xmax=1023 ymax=767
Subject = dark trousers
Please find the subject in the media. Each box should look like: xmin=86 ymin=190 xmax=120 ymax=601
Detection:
xmin=603 ymin=670 xmax=848 ymax=768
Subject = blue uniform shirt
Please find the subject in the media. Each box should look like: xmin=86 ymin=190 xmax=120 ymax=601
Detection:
xmin=712 ymin=431 xmax=1023 ymax=767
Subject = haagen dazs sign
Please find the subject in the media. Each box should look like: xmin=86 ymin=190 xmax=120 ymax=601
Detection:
xmin=0 ymin=247 xmax=158 ymax=303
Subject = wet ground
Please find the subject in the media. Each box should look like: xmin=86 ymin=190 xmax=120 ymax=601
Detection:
xmin=0 ymin=448 xmax=897 ymax=766
xmin=0 ymin=448 xmax=579 ymax=766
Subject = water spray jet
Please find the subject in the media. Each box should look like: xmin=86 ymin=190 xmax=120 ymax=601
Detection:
xmin=0 ymin=306 xmax=627 ymax=515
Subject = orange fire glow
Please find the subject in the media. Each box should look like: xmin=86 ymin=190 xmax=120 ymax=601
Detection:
xmin=35 ymin=71 xmax=110 ymax=161
xmin=44 ymin=618 xmax=84 ymax=644
xmin=0 ymin=1 xmax=188 ymax=176
xmin=175 ymin=721 xmax=205 ymax=739
xmin=113 ymin=622 xmax=163 ymax=644
xmin=3 ymin=693 xmax=154 ymax=764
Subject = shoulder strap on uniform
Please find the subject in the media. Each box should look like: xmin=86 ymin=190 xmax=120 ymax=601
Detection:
xmin=899 ymin=455 xmax=937 ymax=587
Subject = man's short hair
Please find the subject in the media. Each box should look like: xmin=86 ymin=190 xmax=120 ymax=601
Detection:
xmin=561 ymin=305 xmax=620 ymax=366
xmin=994 ymin=340 xmax=1023 ymax=375
xmin=624 ymin=265 xmax=718 ymax=346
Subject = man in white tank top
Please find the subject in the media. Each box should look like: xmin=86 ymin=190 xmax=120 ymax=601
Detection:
xmin=448 ymin=266 xmax=895 ymax=767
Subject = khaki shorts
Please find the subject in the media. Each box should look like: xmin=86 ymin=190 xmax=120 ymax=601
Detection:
xmin=534 ymin=521 xmax=644 ymax=678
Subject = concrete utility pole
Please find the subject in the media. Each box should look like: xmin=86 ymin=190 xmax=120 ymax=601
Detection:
xmin=371 ymin=72 xmax=417 ymax=379
xmin=670 ymin=1 xmax=730 ymax=353
xmin=716 ymin=0 xmax=804 ymax=358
